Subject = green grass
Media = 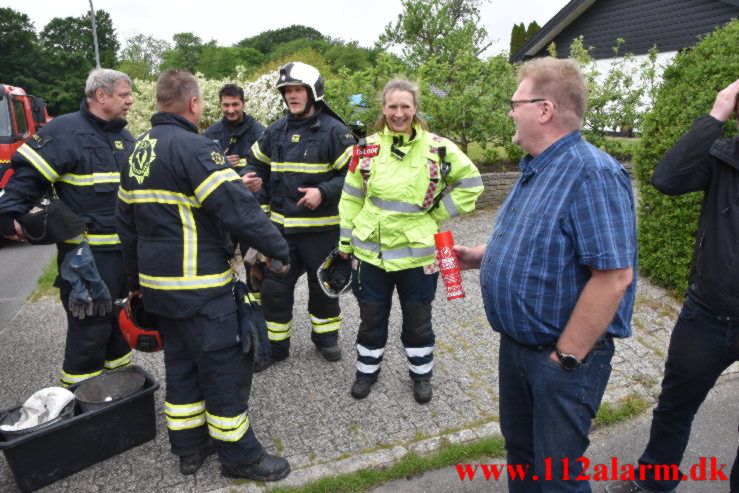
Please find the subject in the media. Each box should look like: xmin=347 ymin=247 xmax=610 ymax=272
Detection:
xmin=273 ymin=437 xmax=285 ymax=454
xmin=594 ymin=393 xmax=651 ymax=428
xmin=264 ymin=436 xmax=506 ymax=493
xmin=465 ymin=142 xmax=509 ymax=165
xmin=465 ymin=142 xmax=486 ymax=162
xmin=27 ymin=254 xmax=59 ymax=302
xmin=253 ymin=393 xmax=651 ymax=493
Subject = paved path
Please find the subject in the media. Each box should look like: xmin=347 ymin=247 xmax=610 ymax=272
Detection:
xmin=0 ymin=241 xmax=55 ymax=331
xmin=0 ymin=208 xmax=736 ymax=493
xmin=368 ymin=375 xmax=739 ymax=492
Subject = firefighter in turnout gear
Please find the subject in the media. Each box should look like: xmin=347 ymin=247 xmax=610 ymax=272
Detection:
xmin=116 ymin=70 xmax=291 ymax=481
xmin=0 ymin=68 xmax=135 ymax=387
xmin=204 ymin=84 xmax=268 ymax=214
xmin=242 ymin=62 xmax=356 ymax=365
xmin=338 ymin=79 xmax=483 ymax=403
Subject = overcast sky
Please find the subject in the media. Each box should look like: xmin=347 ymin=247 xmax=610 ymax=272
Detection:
xmin=4 ymin=0 xmax=570 ymax=56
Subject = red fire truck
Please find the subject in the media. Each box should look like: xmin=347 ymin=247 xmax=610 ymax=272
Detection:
xmin=0 ymin=84 xmax=52 ymax=189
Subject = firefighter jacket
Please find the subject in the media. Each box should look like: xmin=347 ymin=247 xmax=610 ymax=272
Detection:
xmin=0 ymin=100 xmax=134 ymax=249
xmin=338 ymin=124 xmax=484 ymax=272
xmin=116 ymin=112 xmax=290 ymax=319
xmin=243 ymin=105 xmax=355 ymax=234
xmin=204 ymin=113 xmax=266 ymax=171
xmin=205 ymin=113 xmax=269 ymax=212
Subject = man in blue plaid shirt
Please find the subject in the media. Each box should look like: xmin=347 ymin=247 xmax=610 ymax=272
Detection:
xmin=455 ymin=57 xmax=637 ymax=493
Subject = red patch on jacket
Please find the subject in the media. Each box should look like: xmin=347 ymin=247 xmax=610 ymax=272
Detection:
xmin=349 ymin=145 xmax=380 ymax=172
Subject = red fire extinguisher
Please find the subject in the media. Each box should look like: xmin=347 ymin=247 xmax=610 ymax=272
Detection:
xmin=434 ymin=230 xmax=465 ymax=300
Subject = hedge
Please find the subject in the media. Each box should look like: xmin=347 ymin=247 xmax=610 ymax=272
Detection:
xmin=635 ymin=19 xmax=738 ymax=291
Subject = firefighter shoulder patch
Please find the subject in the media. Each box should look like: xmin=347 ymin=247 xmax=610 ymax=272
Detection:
xmin=27 ymin=133 xmax=48 ymax=149
xmin=128 ymin=133 xmax=157 ymax=185
xmin=197 ymin=144 xmax=229 ymax=172
xmin=211 ymin=151 xmax=226 ymax=166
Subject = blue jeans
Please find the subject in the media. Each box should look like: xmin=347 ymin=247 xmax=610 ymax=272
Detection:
xmin=498 ymin=332 xmax=614 ymax=493
xmin=636 ymin=297 xmax=739 ymax=492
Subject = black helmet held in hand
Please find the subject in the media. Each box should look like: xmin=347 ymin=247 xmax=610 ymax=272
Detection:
xmin=317 ymin=248 xmax=352 ymax=298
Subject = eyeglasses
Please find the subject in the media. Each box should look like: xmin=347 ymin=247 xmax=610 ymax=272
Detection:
xmin=509 ymin=98 xmax=546 ymax=111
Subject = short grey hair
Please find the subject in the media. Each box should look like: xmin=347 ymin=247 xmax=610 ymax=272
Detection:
xmin=85 ymin=69 xmax=132 ymax=101
xmin=517 ymin=57 xmax=588 ymax=128
xmin=156 ymin=70 xmax=201 ymax=113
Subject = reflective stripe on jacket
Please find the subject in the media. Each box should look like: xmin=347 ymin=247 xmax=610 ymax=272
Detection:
xmin=243 ymin=105 xmax=356 ymax=234
xmin=338 ymin=124 xmax=483 ymax=272
xmin=0 ymin=100 xmax=134 ymax=248
xmin=116 ymin=112 xmax=289 ymax=318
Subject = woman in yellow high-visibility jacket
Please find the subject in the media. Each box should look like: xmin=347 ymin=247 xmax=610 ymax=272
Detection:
xmin=338 ymin=78 xmax=483 ymax=403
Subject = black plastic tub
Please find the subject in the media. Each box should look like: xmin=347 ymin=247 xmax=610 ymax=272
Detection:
xmin=0 ymin=399 xmax=76 ymax=440
xmin=0 ymin=365 xmax=159 ymax=492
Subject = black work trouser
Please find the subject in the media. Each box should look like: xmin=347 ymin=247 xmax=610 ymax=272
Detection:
xmin=352 ymin=261 xmax=438 ymax=381
xmin=158 ymin=292 xmax=263 ymax=466
xmin=262 ymin=230 xmax=340 ymax=359
xmin=55 ymin=246 xmax=131 ymax=386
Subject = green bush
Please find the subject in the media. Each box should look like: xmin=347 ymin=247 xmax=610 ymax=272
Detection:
xmin=602 ymin=138 xmax=639 ymax=162
xmin=635 ymin=19 xmax=739 ymax=290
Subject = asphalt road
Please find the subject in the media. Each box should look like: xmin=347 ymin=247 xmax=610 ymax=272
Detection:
xmin=0 ymin=241 xmax=56 ymax=331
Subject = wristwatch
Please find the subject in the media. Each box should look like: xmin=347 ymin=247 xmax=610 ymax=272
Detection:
xmin=555 ymin=347 xmax=582 ymax=370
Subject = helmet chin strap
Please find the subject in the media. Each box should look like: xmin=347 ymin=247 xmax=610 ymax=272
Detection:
xmin=301 ymin=97 xmax=316 ymax=117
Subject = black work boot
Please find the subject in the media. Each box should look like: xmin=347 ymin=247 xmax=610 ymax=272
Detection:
xmin=253 ymin=355 xmax=273 ymax=373
xmin=350 ymin=377 xmax=377 ymax=399
xmin=413 ymin=378 xmax=432 ymax=404
xmin=221 ymin=453 xmax=290 ymax=482
xmin=318 ymin=344 xmax=342 ymax=361
xmin=179 ymin=441 xmax=215 ymax=475
xmin=604 ymin=480 xmax=664 ymax=493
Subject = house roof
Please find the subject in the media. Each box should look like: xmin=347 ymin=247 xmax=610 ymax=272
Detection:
xmin=510 ymin=0 xmax=739 ymax=62
xmin=511 ymin=0 xmax=597 ymax=62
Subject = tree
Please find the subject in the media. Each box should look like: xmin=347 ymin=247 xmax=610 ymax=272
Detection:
xmin=237 ymin=25 xmax=325 ymax=54
xmin=565 ymin=36 xmax=657 ymax=149
xmin=510 ymin=20 xmax=541 ymax=56
xmin=39 ymin=9 xmax=119 ymax=114
xmin=324 ymin=42 xmax=376 ymax=72
xmin=196 ymin=43 xmax=265 ymax=79
xmin=250 ymin=47 xmax=335 ymax=81
xmin=0 ymin=8 xmax=42 ymax=92
xmin=267 ymin=38 xmax=332 ymax=61
xmin=160 ymin=32 xmax=202 ymax=73
xmin=377 ymin=0 xmax=492 ymax=68
xmin=117 ymin=33 xmax=171 ymax=80
xmin=324 ymin=53 xmax=409 ymax=132
xmin=419 ymin=53 xmax=518 ymax=154
xmin=41 ymin=10 xmax=118 ymax=68
xmin=376 ymin=0 xmax=511 ymax=154
xmin=509 ymin=22 xmax=526 ymax=55
xmin=526 ymin=21 xmax=541 ymax=41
